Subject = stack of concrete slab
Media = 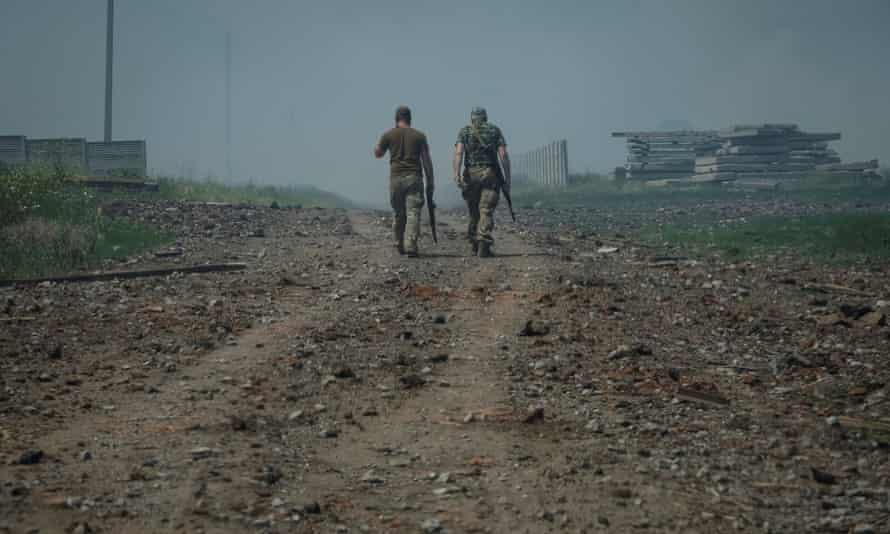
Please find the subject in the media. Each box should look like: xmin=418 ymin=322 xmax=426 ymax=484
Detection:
xmin=816 ymin=159 xmax=881 ymax=175
xmin=611 ymin=131 xmax=720 ymax=180
xmin=692 ymin=124 xmax=857 ymax=181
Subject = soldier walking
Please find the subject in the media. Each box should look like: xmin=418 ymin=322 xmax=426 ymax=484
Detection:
xmin=374 ymin=106 xmax=435 ymax=257
xmin=453 ymin=107 xmax=511 ymax=257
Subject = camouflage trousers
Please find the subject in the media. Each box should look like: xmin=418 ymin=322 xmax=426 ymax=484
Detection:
xmin=390 ymin=175 xmax=424 ymax=253
xmin=461 ymin=166 xmax=500 ymax=245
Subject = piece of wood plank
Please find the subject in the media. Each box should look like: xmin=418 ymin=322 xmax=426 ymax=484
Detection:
xmin=677 ymin=387 xmax=730 ymax=407
xmin=0 ymin=263 xmax=247 ymax=287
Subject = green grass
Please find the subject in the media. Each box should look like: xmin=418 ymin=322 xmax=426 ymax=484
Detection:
xmin=646 ymin=213 xmax=890 ymax=263
xmin=0 ymin=165 xmax=172 ymax=279
xmin=512 ymin=172 xmax=890 ymax=211
xmin=151 ymin=177 xmax=351 ymax=208
xmin=94 ymin=219 xmax=171 ymax=260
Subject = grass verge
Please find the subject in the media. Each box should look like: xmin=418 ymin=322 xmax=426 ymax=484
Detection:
xmin=0 ymin=165 xmax=171 ymax=279
xmin=512 ymin=173 xmax=890 ymax=210
xmin=645 ymin=213 xmax=890 ymax=263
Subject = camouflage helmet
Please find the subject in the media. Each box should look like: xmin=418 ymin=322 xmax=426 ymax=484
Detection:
xmin=470 ymin=107 xmax=487 ymax=123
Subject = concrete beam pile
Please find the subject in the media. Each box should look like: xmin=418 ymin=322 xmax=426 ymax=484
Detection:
xmin=611 ymin=131 xmax=720 ymax=180
xmin=693 ymin=124 xmax=858 ymax=181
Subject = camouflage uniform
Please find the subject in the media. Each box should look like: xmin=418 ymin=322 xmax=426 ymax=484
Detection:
xmin=377 ymin=121 xmax=428 ymax=256
xmin=456 ymin=108 xmax=506 ymax=249
xmin=390 ymin=175 xmax=424 ymax=254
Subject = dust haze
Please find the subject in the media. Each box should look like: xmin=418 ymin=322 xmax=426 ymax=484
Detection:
xmin=2 ymin=0 xmax=888 ymax=204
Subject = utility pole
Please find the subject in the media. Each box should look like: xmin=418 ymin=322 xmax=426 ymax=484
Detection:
xmin=104 ymin=0 xmax=114 ymax=142
xmin=226 ymin=31 xmax=232 ymax=181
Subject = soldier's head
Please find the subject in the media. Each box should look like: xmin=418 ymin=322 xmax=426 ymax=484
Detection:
xmin=470 ymin=107 xmax=487 ymax=126
xmin=395 ymin=105 xmax=412 ymax=126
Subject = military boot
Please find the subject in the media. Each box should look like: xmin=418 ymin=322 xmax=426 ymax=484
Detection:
xmin=469 ymin=241 xmax=479 ymax=256
xmin=478 ymin=242 xmax=493 ymax=258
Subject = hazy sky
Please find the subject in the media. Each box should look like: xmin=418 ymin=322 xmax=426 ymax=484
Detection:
xmin=2 ymin=0 xmax=888 ymax=204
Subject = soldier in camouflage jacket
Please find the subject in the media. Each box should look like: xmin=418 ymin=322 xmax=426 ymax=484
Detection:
xmin=452 ymin=107 xmax=512 ymax=257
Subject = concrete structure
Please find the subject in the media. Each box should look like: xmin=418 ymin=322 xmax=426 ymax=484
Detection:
xmin=1 ymin=135 xmax=147 ymax=177
xmin=515 ymin=140 xmax=568 ymax=187
xmin=87 ymin=140 xmax=147 ymax=177
xmin=0 ymin=136 xmax=27 ymax=166
xmin=26 ymin=138 xmax=88 ymax=172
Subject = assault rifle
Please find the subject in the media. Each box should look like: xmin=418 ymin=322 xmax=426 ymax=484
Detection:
xmin=426 ymin=186 xmax=437 ymax=243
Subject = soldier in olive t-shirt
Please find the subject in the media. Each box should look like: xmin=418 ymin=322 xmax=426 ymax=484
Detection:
xmin=374 ymin=106 xmax=435 ymax=257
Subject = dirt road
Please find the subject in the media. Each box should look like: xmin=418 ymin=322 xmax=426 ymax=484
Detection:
xmin=2 ymin=203 xmax=889 ymax=533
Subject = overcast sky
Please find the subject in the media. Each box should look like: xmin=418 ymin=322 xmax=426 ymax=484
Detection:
xmin=2 ymin=0 xmax=888 ymax=204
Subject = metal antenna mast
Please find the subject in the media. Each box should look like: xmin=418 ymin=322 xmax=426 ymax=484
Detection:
xmin=104 ymin=0 xmax=114 ymax=142
xmin=226 ymin=31 xmax=232 ymax=180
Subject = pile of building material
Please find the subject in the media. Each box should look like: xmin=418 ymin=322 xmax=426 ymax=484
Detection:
xmin=692 ymin=124 xmax=878 ymax=183
xmin=611 ymin=131 xmax=719 ymax=180
xmin=615 ymin=124 xmax=881 ymax=186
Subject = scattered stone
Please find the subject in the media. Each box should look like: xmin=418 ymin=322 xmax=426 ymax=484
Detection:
xmin=288 ymin=410 xmax=304 ymax=421
xmin=519 ymin=320 xmax=550 ymax=337
xmin=611 ymin=487 xmax=633 ymax=499
xmin=400 ymin=374 xmax=425 ymax=389
xmin=190 ymin=447 xmax=218 ymax=460
xmin=300 ymin=502 xmax=322 ymax=514
xmin=46 ymin=344 xmax=63 ymax=360
xmin=607 ymin=343 xmax=652 ymax=360
xmin=811 ymin=467 xmax=837 ymax=485
xmin=333 ymin=366 xmax=355 ymax=379
xmin=320 ymin=429 xmax=339 ymax=439
xmin=421 ymin=518 xmax=443 ymax=533
xmin=523 ymin=406 xmax=545 ymax=424
xmin=18 ymin=449 xmax=44 ymax=465
xmin=79 ymin=450 xmax=92 ymax=462
xmin=859 ymin=311 xmax=885 ymax=327
xmin=360 ymin=470 xmax=385 ymax=485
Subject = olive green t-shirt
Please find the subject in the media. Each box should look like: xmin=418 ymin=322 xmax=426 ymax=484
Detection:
xmin=378 ymin=127 xmax=428 ymax=179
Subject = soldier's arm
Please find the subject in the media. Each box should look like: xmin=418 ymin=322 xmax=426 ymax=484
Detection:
xmin=420 ymin=143 xmax=434 ymax=193
xmin=374 ymin=133 xmax=388 ymax=159
xmin=498 ymin=145 xmax=511 ymax=192
xmin=453 ymin=143 xmax=464 ymax=183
